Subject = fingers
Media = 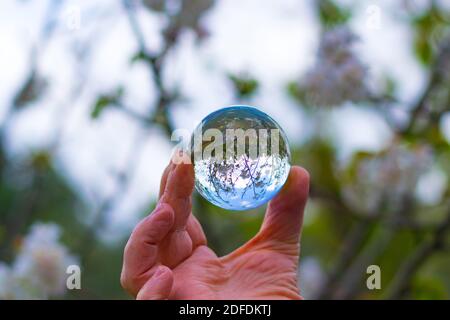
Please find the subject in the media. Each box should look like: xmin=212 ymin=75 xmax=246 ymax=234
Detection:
xmin=158 ymin=162 xmax=175 ymax=198
xmin=121 ymin=204 xmax=174 ymax=296
xmin=187 ymin=214 xmax=207 ymax=247
xmin=132 ymin=203 xmax=175 ymax=245
xmin=136 ymin=266 xmax=174 ymax=300
xmin=122 ymin=155 xmax=199 ymax=296
xmin=156 ymin=156 xmax=204 ymax=267
xmin=258 ymin=166 xmax=310 ymax=246
xmin=159 ymin=154 xmax=205 ymax=242
xmin=159 ymin=158 xmax=195 ymax=231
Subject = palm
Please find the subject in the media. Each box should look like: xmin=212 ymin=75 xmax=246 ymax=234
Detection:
xmin=162 ymin=232 xmax=299 ymax=300
xmin=121 ymin=161 xmax=309 ymax=300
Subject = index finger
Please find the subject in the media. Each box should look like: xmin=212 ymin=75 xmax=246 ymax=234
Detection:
xmin=159 ymin=159 xmax=195 ymax=230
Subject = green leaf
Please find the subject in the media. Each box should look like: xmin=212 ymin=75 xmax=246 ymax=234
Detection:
xmin=30 ymin=151 xmax=52 ymax=172
xmin=130 ymin=51 xmax=153 ymax=65
xmin=286 ymin=81 xmax=320 ymax=110
xmin=90 ymin=87 xmax=124 ymax=119
xmin=287 ymin=81 xmax=303 ymax=104
xmin=228 ymin=74 xmax=259 ymax=99
xmin=414 ymin=35 xmax=433 ymax=66
xmin=318 ymin=0 xmax=352 ymax=29
xmin=91 ymin=97 xmax=110 ymax=119
xmin=412 ymin=6 xmax=450 ymax=66
xmin=381 ymin=75 xmax=398 ymax=98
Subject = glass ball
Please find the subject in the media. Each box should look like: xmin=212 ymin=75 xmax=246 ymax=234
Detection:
xmin=191 ymin=105 xmax=291 ymax=211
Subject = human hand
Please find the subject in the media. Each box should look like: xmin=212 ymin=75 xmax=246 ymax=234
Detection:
xmin=120 ymin=158 xmax=309 ymax=300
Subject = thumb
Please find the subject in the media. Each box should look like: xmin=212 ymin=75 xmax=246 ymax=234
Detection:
xmin=258 ymin=166 xmax=310 ymax=245
xmin=136 ymin=266 xmax=174 ymax=300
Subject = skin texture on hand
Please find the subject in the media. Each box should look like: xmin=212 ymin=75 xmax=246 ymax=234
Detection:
xmin=120 ymin=159 xmax=310 ymax=300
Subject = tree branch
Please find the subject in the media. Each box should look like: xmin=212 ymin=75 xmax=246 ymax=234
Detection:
xmin=315 ymin=219 xmax=372 ymax=299
xmin=122 ymin=0 xmax=177 ymax=137
xmin=401 ymin=37 xmax=450 ymax=134
xmin=385 ymin=209 xmax=450 ymax=299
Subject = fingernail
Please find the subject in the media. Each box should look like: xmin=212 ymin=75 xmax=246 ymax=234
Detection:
xmin=171 ymin=148 xmax=192 ymax=165
xmin=171 ymin=148 xmax=183 ymax=163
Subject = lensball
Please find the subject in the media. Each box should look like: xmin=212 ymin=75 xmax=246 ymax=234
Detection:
xmin=191 ymin=105 xmax=291 ymax=211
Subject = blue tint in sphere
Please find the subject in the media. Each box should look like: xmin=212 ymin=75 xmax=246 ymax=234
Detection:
xmin=191 ymin=106 xmax=291 ymax=211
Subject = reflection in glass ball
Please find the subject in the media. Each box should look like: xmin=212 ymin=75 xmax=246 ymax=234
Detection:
xmin=191 ymin=105 xmax=291 ymax=211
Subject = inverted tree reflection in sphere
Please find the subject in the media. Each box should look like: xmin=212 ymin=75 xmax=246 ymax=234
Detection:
xmin=191 ymin=106 xmax=291 ymax=211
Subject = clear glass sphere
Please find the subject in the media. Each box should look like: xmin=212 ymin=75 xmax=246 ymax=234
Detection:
xmin=191 ymin=105 xmax=291 ymax=211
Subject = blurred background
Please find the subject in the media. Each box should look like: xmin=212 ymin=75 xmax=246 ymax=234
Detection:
xmin=0 ymin=0 xmax=449 ymax=300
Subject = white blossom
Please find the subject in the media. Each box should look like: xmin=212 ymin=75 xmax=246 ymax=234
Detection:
xmin=415 ymin=166 xmax=448 ymax=205
xmin=301 ymin=27 xmax=369 ymax=107
xmin=0 ymin=263 xmax=14 ymax=299
xmin=342 ymin=144 xmax=433 ymax=215
xmin=0 ymin=223 xmax=78 ymax=300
